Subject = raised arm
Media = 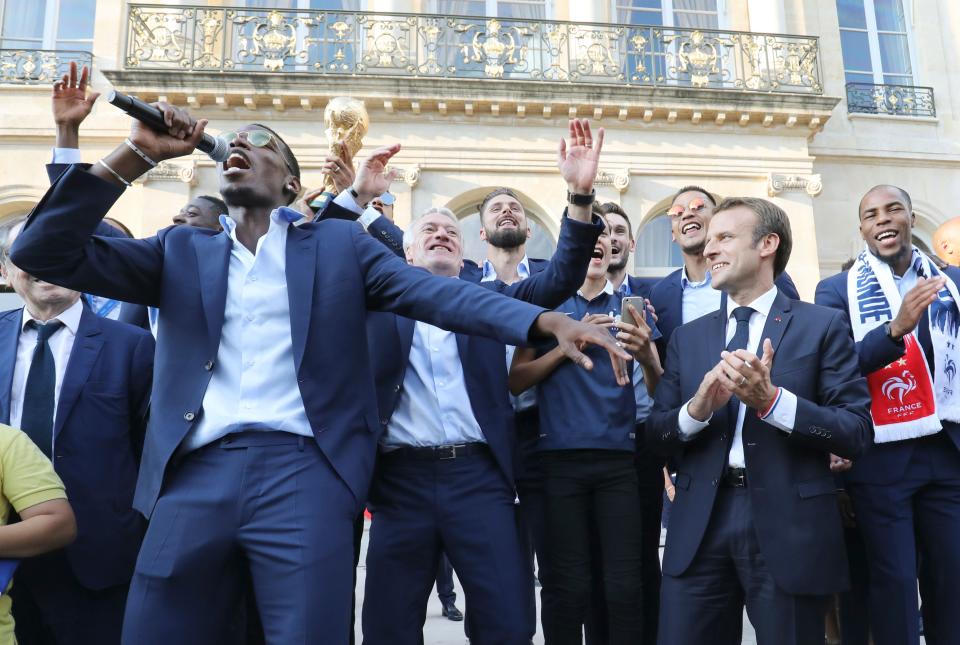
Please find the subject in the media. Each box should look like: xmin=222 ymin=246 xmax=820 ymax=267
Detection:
xmin=12 ymin=102 xmax=207 ymax=305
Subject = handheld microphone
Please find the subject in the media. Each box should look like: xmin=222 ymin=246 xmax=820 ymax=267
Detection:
xmin=106 ymin=90 xmax=229 ymax=162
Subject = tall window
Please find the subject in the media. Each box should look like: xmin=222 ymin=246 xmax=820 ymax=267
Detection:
xmin=613 ymin=0 xmax=720 ymax=28
xmin=433 ymin=0 xmax=549 ymax=19
xmin=837 ymin=0 xmax=914 ymax=85
xmin=634 ymin=216 xmax=684 ymax=272
xmin=242 ymin=0 xmax=362 ymax=8
xmin=0 ymin=0 xmax=96 ymax=51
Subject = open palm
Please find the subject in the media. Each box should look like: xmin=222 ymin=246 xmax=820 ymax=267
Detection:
xmin=558 ymin=119 xmax=604 ymax=194
xmin=52 ymin=61 xmax=99 ymax=127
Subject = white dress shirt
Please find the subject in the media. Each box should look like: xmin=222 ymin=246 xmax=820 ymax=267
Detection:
xmin=677 ymin=285 xmax=798 ymax=467
xmin=384 ymin=320 xmax=486 ymax=448
xmin=182 ymin=208 xmax=312 ymax=451
xmin=10 ymin=299 xmax=83 ymax=436
xmin=680 ymin=266 xmax=722 ymax=325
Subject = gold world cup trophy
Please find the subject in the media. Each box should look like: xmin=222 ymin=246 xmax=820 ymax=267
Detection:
xmin=933 ymin=217 xmax=960 ymax=267
xmin=309 ymin=97 xmax=370 ymax=213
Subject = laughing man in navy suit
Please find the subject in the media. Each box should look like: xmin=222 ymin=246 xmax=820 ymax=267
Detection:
xmin=648 ymin=197 xmax=871 ymax=645
xmin=647 ymin=186 xmax=798 ymax=365
xmin=10 ymin=102 xmax=629 ymax=645
xmin=360 ymin=120 xmax=609 ymax=645
xmin=815 ymin=185 xmax=960 ymax=645
xmin=0 ymin=221 xmax=153 ymax=645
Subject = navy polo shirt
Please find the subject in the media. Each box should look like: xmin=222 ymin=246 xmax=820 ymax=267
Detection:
xmin=534 ymin=282 xmax=637 ymax=453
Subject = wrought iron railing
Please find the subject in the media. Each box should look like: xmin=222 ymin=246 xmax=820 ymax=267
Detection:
xmin=0 ymin=49 xmax=92 ymax=85
xmin=845 ymin=82 xmax=935 ymax=117
xmin=123 ymin=4 xmax=823 ymax=94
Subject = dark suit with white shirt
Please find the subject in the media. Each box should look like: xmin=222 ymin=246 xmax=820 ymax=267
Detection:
xmin=0 ymin=302 xmax=153 ymax=645
xmin=648 ymin=289 xmax=871 ymax=645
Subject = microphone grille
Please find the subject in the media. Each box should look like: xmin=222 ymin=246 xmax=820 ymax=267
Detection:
xmin=208 ymin=136 xmax=230 ymax=162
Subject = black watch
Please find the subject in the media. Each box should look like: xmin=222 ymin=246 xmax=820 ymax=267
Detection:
xmin=883 ymin=321 xmax=905 ymax=344
xmin=566 ymin=189 xmax=596 ymax=206
xmin=349 ymin=187 xmax=369 ymax=208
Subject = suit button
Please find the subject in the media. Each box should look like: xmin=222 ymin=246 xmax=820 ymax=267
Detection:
xmin=719 ymin=434 xmax=727 ymax=441
xmin=204 ymin=360 xmax=214 ymax=371
xmin=381 ymin=419 xmax=389 ymax=425
xmin=393 ymin=384 xmax=401 ymax=393
xmin=184 ymin=411 xmax=195 ymax=421
xmin=380 ymin=231 xmax=388 ymax=237
xmin=711 ymin=479 xmax=718 ymax=486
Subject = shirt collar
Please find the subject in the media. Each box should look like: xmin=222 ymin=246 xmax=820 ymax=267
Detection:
xmin=21 ymin=297 xmax=83 ymax=335
xmin=726 ymin=284 xmax=779 ymax=321
xmin=219 ymin=207 xmax=300 ymax=239
xmin=482 ymin=254 xmax=530 ymax=282
xmin=577 ymin=280 xmax=616 ymax=300
xmin=616 ymin=276 xmax=632 ymax=296
xmin=680 ymin=265 xmax=711 ymax=289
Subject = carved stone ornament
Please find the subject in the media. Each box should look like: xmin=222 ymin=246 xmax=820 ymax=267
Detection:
xmin=595 ymin=170 xmax=630 ymax=194
xmin=767 ymin=173 xmax=822 ymax=198
xmin=386 ymin=164 xmax=420 ymax=188
xmin=137 ymin=160 xmax=197 ymax=185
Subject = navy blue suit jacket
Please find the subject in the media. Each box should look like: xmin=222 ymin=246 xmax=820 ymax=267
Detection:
xmin=366 ymin=215 xmax=602 ymax=488
xmin=11 ymin=166 xmax=549 ymax=518
xmin=48 ymin=162 xmax=151 ymax=331
xmin=815 ymin=267 xmax=960 ymax=484
xmin=647 ymin=291 xmax=872 ymax=595
xmin=0 ymin=306 xmax=153 ymax=589
xmin=649 ymin=268 xmax=799 ymax=364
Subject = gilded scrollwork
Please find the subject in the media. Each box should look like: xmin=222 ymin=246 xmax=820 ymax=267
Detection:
xmin=454 ymin=18 xmax=530 ymax=78
xmin=116 ymin=4 xmax=826 ymax=96
xmin=0 ymin=49 xmax=88 ymax=84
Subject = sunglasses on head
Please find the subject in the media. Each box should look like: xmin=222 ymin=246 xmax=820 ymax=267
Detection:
xmin=667 ymin=197 xmax=706 ymax=219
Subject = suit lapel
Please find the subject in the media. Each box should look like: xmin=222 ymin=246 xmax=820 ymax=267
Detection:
xmin=286 ymin=225 xmax=317 ymax=373
xmin=0 ymin=311 xmax=21 ymax=425
xmin=759 ymin=291 xmax=793 ymax=361
xmin=194 ymin=233 xmax=232 ymax=351
xmin=55 ymin=309 xmax=103 ymax=438
xmin=663 ymin=273 xmax=683 ymax=335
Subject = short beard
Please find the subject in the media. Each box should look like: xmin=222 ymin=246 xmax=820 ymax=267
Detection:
xmin=876 ymin=243 xmax=912 ymax=269
xmin=607 ymin=253 xmax=629 ymax=272
xmin=485 ymin=227 xmax=527 ymax=249
xmin=682 ymin=240 xmax=706 ymax=258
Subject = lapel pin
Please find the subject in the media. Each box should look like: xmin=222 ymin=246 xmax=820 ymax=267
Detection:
xmin=774 ymin=316 xmax=782 ymax=323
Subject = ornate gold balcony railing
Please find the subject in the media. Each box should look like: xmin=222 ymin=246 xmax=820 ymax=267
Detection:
xmin=0 ymin=49 xmax=92 ymax=85
xmin=124 ymin=4 xmax=822 ymax=94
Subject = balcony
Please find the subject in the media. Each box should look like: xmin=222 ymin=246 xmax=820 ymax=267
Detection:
xmin=109 ymin=4 xmax=837 ymax=128
xmin=0 ymin=49 xmax=92 ymax=85
xmin=845 ymin=82 xmax=936 ymax=118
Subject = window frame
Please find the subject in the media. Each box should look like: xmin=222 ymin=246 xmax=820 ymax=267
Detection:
xmin=609 ymin=0 xmax=726 ymax=29
xmin=838 ymin=0 xmax=918 ymax=86
xmin=429 ymin=0 xmax=553 ymax=19
xmin=0 ymin=0 xmax=96 ymax=51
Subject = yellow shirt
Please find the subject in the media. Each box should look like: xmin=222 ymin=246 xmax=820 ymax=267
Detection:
xmin=0 ymin=424 xmax=67 ymax=645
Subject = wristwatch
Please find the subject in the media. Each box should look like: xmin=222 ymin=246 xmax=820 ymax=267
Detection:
xmin=566 ymin=189 xmax=596 ymax=206
xmin=883 ymin=321 xmax=905 ymax=344
xmin=349 ymin=187 xmax=369 ymax=209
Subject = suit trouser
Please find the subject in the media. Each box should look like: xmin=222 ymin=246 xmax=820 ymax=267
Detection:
xmin=838 ymin=525 xmax=870 ymax=645
xmin=122 ymin=432 xmax=358 ymax=645
xmin=12 ymin=550 xmax=128 ymax=645
xmin=362 ymin=446 xmax=533 ymax=645
xmin=847 ymin=432 xmax=960 ymax=645
xmin=435 ymin=554 xmax=456 ymax=605
xmin=539 ymin=449 xmax=644 ymax=645
xmin=658 ymin=487 xmax=827 ymax=645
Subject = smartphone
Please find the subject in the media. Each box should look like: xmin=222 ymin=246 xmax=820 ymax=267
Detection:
xmin=620 ymin=296 xmax=646 ymax=327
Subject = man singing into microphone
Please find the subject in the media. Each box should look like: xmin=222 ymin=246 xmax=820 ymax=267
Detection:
xmin=10 ymin=100 xmax=630 ymax=645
